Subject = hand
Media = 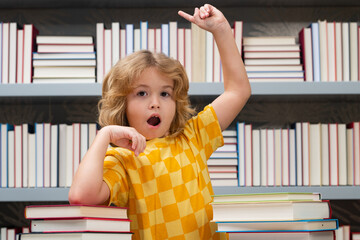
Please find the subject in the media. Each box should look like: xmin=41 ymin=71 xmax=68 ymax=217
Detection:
xmin=103 ymin=125 xmax=146 ymax=156
xmin=178 ymin=4 xmax=228 ymax=34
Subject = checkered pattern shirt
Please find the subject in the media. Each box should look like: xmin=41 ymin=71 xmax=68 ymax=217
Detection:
xmin=103 ymin=105 xmax=226 ymax=240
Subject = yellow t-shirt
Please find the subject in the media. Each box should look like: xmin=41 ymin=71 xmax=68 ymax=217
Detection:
xmin=103 ymin=105 xmax=226 ymax=240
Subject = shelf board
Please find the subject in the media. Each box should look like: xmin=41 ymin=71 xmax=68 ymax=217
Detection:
xmin=1 ymin=186 xmax=359 ymax=201
xmin=0 ymin=0 xmax=358 ymax=8
xmin=1 ymin=82 xmax=360 ymax=98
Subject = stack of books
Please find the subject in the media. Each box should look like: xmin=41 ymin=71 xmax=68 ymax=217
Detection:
xmin=209 ymin=129 xmax=239 ymax=186
xmin=243 ymin=36 xmax=304 ymax=82
xmin=32 ymin=36 xmax=96 ymax=83
xmin=18 ymin=204 xmax=132 ymax=240
xmin=211 ymin=192 xmax=338 ymax=240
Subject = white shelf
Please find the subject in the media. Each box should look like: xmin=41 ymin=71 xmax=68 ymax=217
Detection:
xmin=1 ymin=82 xmax=360 ymax=98
xmin=1 ymin=186 xmax=359 ymax=201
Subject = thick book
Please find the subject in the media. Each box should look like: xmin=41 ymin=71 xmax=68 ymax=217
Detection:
xmin=215 ymin=219 xmax=338 ymax=232
xmin=30 ymin=217 xmax=131 ymax=233
xmin=36 ymin=36 xmax=93 ymax=44
xmin=25 ymin=205 xmax=128 ymax=220
xmin=212 ymin=192 xmax=321 ymax=203
xmin=227 ymin=230 xmax=335 ymax=240
xmin=18 ymin=232 xmax=132 ymax=240
xmin=211 ymin=200 xmax=331 ymax=221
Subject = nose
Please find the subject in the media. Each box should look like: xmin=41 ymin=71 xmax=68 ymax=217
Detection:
xmin=149 ymin=95 xmax=160 ymax=109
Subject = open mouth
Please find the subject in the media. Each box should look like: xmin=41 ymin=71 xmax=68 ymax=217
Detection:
xmin=147 ymin=116 xmax=161 ymax=126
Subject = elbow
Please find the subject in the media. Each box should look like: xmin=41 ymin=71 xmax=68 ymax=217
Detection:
xmin=68 ymin=187 xmax=85 ymax=205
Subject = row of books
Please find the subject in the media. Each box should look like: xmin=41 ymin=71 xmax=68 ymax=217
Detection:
xmin=32 ymin=36 xmax=96 ymax=84
xmin=300 ymin=21 xmax=360 ymax=82
xmin=211 ymin=192 xmax=338 ymax=240
xmin=0 ymin=123 xmax=98 ymax=188
xmin=208 ymin=122 xmax=360 ymax=187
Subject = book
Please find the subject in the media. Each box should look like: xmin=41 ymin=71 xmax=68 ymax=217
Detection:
xmin=215 ymin=219 xmax=338 ymax=232
xmin=227 ymin=231 xmax=335 ymax=240
xmin=37 ymin=44 xmax=95 ymax=53
xmin=211 ymin=201 xmax=330 ymax=221
xmin=212 ymin=192 xmax=321 ymax=203
xmin=32 ymin=52 xmax=96 ymax=60
xmin=18 ymin=232 xmax=132 ymax=240
xmin=36 ymin=36 xmax=93 ymax=44
xmin=25 ymin=205 xmax=127 ymax=220
xmin=243 ymin=36 xmax=296 ymax=45
xmin=30 ymin=217 xmax=131 ymax=233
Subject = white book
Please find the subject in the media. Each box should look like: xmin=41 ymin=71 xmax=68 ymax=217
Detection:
xmin=33 ymin=59 xmax=96 ymax=67
xmin=22 ymin=124 xmax=29 ymax=188
xmin=35 ymin=123 xmax=44 ymax=187
xmin=28 ymin=128 xmax=36 ymax=188
xmin=155 ymin=28 xmax=162 ymax=54
xmin=233 ymin=21 xmax=243 ymax=56
xmin=267 ymin=129 xmax=275 ymax=186
xmin=80 ymin=123 xmax=89 ymax=161
xmin=8 ymin=126 xmax=15 ymax=188
xmin=302 ymin=122 xmax=310 ymax=186
xmin=0 ymin=128 xmax=8 ymax=187
xmin=9 ymin=22 xmax=17 ymax=84
xmin=327 ymin=22 xmax=336 ymax=81
xmin=329 ymin=124 xmax=339 ymax=186
xmin=184 ymin=28 xmax=192 ymax=82
xmin=111 ymin=22 xmax=120 ymax=66
xmin=281 ymin=129 xmax=289 ymax=186
xmin=14 ymin=125 xmax=23 ymax=188
xmin=349 ymin=22 xmax=358 ymax=81
xmin=335 ymin=22 xmax=343 ymax=81
xmin=140 ymin=21 xmax=148 ymax=50
xmin=104 ymin=29 xmax=112 ymax=75
xmin=208 ymin=158 xmax=238 ymax=166
xmin=2 ymin=23 xmax=9 ymax=84
xmin=205 ymin=31 xmax=213 ymax=83
xmin=321 ymin=123 xmax=330 ymax=186
xmin=295 ymin=122 xmax=303 ymax=186
xmin=309 ymin=123 xmax=321 ymax=186
xmin=260 ymin=129 xmax=267 ymax=186
xmin=245 ymin=124 xmax=252 ymax=186
xmin=318 ymin=20 xmax=328 ymax=82
xmin=96 ymin=23 xmax=104 ymax=83
xmin=50 ymin=124 xmax=59 ymax=187
xmin=37 ymin=44 xmax=94 ymax=53
xmin=169 ymin=21 xmax=177 ymax=59
xmin=73 ymin=123 xmax=81 ymax=179
xmin=134 ymin=28 xmax=140 ymax=52
xmin=148 ymin=28 xmax=155 ymax=53
xmin=342 ymin=22 xmax=350 ymax=81
xmin=237 ymin=122 xmax=245 ymax=186
xmin=32 ymin=52 xmax=96 ymax=59
xmin=120 ymin=29 xmax=126 ymax=59
xmin=58 ymin=124 xmax=67 ymax=187
xmin=227 ymin=231 xmax=334 ymax=240
xmin=161 ymin=23 xmax=169 ymax=56
xmin=274 ymin=129 xmax=282 ymax=186
xmin=177 ymin=28 xmax=185 ymax=66
xmin=338 ymin=124 xmax=347 ymax=185
xmin=66 ymin=124 xmax=74 ymax=187
xmin=33 ymin=66 xmax=95 ymax=78
xmin=289 ymin=129 xmax=296 ymax=186
xmin=211 ymin=179 xmax=238 ymax=186
xmin=88 ymin=123 xmax=97 ymax=147
xmin=346 ymin=128 xmax=354 ymax=185
xmin=301 ymin=28 xmax=313 ymax=82
xmin=43 ymin=123 xmax=51 ymax=188
xmin=352 ymin=122 xmax=360 ymax=185
xmin=252 ymin=129 xmax=260 ymax=186
xmin=36 ymin=36 xmax=93 ymax=44
xmin=213 ymin=37 xmax=221 ymax=83
xmin=16 ymin=29 xmax=24 ymax=83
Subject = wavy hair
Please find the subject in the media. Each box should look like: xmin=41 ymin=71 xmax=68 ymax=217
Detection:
xmin=98 ymin=50 xmax=195 ymax=137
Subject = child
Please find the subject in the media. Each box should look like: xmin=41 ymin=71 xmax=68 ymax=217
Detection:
xmin=69 ymin=4 xmax=250 ymax=240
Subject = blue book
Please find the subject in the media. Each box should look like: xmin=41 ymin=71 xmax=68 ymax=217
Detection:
xmin=310 ymin=22 xmax=321 ymax=82
xmin=140 ymin=21 xmax=148 ymax=50
xmin=126 ymin=24 xmax=134 ymax=56
xmin=216 ymin=219 xmax=338 ymax=233
xmin=161 ymin=23 xmax=169 ymax=56
xmin=236 ymin=122 xmax=245 ymax=187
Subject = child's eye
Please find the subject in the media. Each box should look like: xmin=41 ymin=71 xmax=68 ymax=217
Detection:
xmin=161 ymin=92 xmax=170 ymax=97
xmin=137 ymin=91 xmax=147 ymax=97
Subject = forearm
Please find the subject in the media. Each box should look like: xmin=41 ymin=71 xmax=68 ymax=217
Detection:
xmin=68 ymin=127 xmax=111 ymax=205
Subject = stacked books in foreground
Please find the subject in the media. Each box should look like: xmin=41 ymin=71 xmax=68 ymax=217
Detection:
xmin=18 ymin=204 xmax=132 ymax=240
xmin=211 ymin=192 xmax=338 ymax=240
xmin=32 ymin=36 xmax=96 ymax=83
xmin=243 ymin=36 xmax=304 ymax=82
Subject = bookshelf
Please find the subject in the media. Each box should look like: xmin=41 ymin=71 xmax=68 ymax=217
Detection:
xmin=0 ymin=0 xmax=359 ymax=233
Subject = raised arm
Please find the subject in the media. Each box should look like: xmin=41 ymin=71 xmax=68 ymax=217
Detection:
xmin=178 ymin=4 xmax=251 ymax=131
xmin=68 ymin=125 xmax=146 ymax=205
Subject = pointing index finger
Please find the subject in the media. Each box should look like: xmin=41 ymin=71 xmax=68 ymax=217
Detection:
xmin=178 ymin=10 xmax=195 ymax=23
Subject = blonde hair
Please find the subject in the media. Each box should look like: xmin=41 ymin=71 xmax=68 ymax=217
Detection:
xmin=98 ymin=50 xmax=195 ymax=137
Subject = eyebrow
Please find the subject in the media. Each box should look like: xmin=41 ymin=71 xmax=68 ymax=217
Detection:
xmin=133 ymin=84 xmax=174 ymax=90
